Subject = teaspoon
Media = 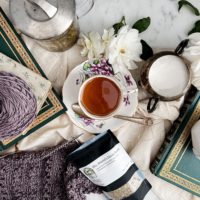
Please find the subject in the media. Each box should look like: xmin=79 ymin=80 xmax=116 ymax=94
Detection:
xmin=71 ymin=103 xmax=153 ymax=126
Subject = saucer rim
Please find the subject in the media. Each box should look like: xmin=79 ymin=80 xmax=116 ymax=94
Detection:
xmin=62 ymin=59 xmax=138 ymax=133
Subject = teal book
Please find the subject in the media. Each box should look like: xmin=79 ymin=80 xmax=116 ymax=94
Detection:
xmin=0 ymin=8 xmax=67 ymax=151
xmin=151 ymin=87 xmax=200 ymax=197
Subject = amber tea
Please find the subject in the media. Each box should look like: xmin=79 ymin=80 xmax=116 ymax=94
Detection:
xmin=80 ymin=76 xmax=121 ymax=117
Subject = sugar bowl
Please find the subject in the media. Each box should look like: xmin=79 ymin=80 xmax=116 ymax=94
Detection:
xmin=140 ymin=40 xmax=191 ymax=113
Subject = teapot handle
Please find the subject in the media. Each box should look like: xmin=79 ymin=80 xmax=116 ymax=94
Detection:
xmin=175 ymin=39 xmax=189 ymax=55
xmin=27 ymin=0 xmax=57 ymax=18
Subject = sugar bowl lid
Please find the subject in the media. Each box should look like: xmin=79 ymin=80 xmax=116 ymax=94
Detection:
xmin=10 ymin=0 xmax=76 ymax=40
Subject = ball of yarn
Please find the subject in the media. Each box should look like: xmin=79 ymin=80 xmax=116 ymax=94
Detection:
xmin=0 ymin=71 xmax=37 ymax=141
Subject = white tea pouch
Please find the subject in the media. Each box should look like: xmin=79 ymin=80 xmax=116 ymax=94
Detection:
xmin=68 ymin=130 xmax=159 ymax=200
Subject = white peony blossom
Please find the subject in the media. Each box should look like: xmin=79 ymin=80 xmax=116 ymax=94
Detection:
xmin=190 ymin=60 xmax=200 ymax=90
xmin=102 ymin=28 xmax=115 ymax=58
xmin=108 ymin=25 xmax=142 ymax=73
xmin=181 ymin=33 xmax=200 ymax=90
xmin=78 ymin=32 xmax=105 ymax=60
xmin=183 ymin=33 xmax=200 ymax=62
xmin=78 ymin=25 xmax=142 ymax=73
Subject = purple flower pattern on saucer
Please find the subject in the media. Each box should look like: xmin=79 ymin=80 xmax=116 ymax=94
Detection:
xmin=83 ymin=59 xmax=114 ymax=76
xmin=124 ymin=75 xmax=133 ymax=86
xmin=123 ymin=95 xmax=130 ymax=106
xmin=74 ymin=113 xmax=95 ymax=126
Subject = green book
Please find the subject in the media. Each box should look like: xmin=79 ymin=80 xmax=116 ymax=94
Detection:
xmin=151 ymin=86 xmax=200 ymax=197
xmin=0 ymin=8 xmax=67 ymax=151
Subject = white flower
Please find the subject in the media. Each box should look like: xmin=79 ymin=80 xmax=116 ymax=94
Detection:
xmin=78 ymin=32 xmax=105 ymax=60
xmin=102 ymin=28 xmax=115 ymax=58
xmin=183 ymin=33 xmax=200 ymax=62
xmin=108 ymin=25 xmax=142 ymax=73
xmin=190 ymin=60 xmax=200 ymax=90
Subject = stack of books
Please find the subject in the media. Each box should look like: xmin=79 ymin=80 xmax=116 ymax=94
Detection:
xmin=0 ymin=8 xmax=67 ymax=151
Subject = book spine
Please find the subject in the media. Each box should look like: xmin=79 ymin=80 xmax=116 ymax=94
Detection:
xmin=150 ymin=86 xmax=197 ymax=173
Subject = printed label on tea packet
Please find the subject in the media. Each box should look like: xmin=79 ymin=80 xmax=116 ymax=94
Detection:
xmin=80 ymin=143 xmax=134 ymax=186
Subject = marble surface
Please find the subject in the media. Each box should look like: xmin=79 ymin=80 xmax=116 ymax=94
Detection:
xmin=78 ymin=0 xmax=200 ymax=49
xmin=1 ymin=0 xmax=200 ymax=49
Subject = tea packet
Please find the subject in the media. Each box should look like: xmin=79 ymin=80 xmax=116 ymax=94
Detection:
xmin=68 ymin=130 xmax=159 ymax=200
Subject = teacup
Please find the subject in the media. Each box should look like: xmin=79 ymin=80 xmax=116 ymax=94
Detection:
xmin=78 ymin=75 xmax=124 ymax=120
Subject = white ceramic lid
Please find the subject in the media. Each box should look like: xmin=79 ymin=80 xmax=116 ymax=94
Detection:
xmin=10 ymin=0 xmax=76 ymax=40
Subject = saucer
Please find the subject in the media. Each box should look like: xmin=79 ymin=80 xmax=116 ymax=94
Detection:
xmin=62 ymin=59 xmax=138 ymax=133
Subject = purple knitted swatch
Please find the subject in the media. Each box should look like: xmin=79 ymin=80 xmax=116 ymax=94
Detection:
xmin=0 ymin=141 xmax=101 ymax=200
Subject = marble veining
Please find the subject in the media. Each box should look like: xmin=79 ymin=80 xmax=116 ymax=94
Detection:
xmin=1 ymin=0 xmax=200 ymax=49
xmin=78 ymin=0 xmax=200 ymax=49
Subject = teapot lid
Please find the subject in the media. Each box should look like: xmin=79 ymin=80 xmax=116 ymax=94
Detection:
xmin=10 ymin=0 xmax=76 ymax=40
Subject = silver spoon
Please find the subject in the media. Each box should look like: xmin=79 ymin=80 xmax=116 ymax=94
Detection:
xmin=71 ymin=103 xmax=153 ymax=126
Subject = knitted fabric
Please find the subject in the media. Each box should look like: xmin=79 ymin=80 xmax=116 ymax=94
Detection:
xmin=0 ymin=141 xmax=101 ymax=200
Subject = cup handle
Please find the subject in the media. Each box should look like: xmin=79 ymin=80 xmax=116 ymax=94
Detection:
xmin=147 ymin=97 xmax=159 ymax=113
xmin=175 ymin=39 xmax=189 ymax=55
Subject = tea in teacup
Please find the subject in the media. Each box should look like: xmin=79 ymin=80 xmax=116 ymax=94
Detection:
xmin=79 ymin=75 xmax=122 ymax=119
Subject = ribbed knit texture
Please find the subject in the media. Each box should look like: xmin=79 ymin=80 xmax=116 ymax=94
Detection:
xmin=0 ymin=141 xmax=101 ymax=200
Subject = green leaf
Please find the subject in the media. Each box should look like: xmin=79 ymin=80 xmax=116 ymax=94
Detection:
xmin=93 ymin=59 xmax=100 ymax=65
xmin=140 ymin=40 xmax=153 ymax=60
xmin=132 ymin=17 xmax=151 ymax=33
xmin=178 ymin=0 xmax=199 ymax=16
xmin=83 ymin=63 xmax=91 ymax=70
xmin=113 ymin=16 xmax=126 ymax=35
xmin=188 ymin=20 xmax=200 ymax=35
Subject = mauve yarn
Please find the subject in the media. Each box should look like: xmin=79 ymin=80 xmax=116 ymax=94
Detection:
xmin=0 ymin=71 xmax=37 ymax=141
xmin=0 ymin=140 xmax=101 ymax=200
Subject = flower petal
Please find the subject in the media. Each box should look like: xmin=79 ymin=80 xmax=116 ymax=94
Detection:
xmin=108 ymin=25 xmax=142 ymax=71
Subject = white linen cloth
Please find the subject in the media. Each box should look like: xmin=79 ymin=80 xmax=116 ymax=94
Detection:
xmin=1 ymin=3 xmax=200 ymax=200
xmin=183 ymin=33 xmax=200 ymax=90
xmin=191 ymin=120 xmax=200 ymax=160
xmin=3 ymin=39 xmax=197 ymax=200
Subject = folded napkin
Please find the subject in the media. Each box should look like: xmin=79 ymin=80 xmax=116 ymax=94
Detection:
xmin=0 ymin=42 xmax=197 ymax=200
xmin=191 ymin=120 xmax=200 ymax=159
xmin=0 ymin=53 xmax=51 ymax=113
xmin=182 ymin=33 xmax=200 ymax=90
xmin=183 ymin=33 xmax=200 ymax=63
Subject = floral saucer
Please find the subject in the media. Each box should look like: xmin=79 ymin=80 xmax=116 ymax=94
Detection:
xmin=62 ymin=58 xmax=138 ymax=133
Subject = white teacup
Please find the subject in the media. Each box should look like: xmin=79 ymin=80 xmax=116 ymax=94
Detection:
xmin=78 ymin=75 xmax=125 ymax=120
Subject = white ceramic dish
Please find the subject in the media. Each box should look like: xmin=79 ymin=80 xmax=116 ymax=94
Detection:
xmin=62 ymin=59 xmax=138 ymax=133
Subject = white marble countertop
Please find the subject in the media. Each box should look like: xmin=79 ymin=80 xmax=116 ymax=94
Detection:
xmin=78 ymin=0 xmax=200 ymax=49
xmin=1 ymin=0 xmax=200 ymax=49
